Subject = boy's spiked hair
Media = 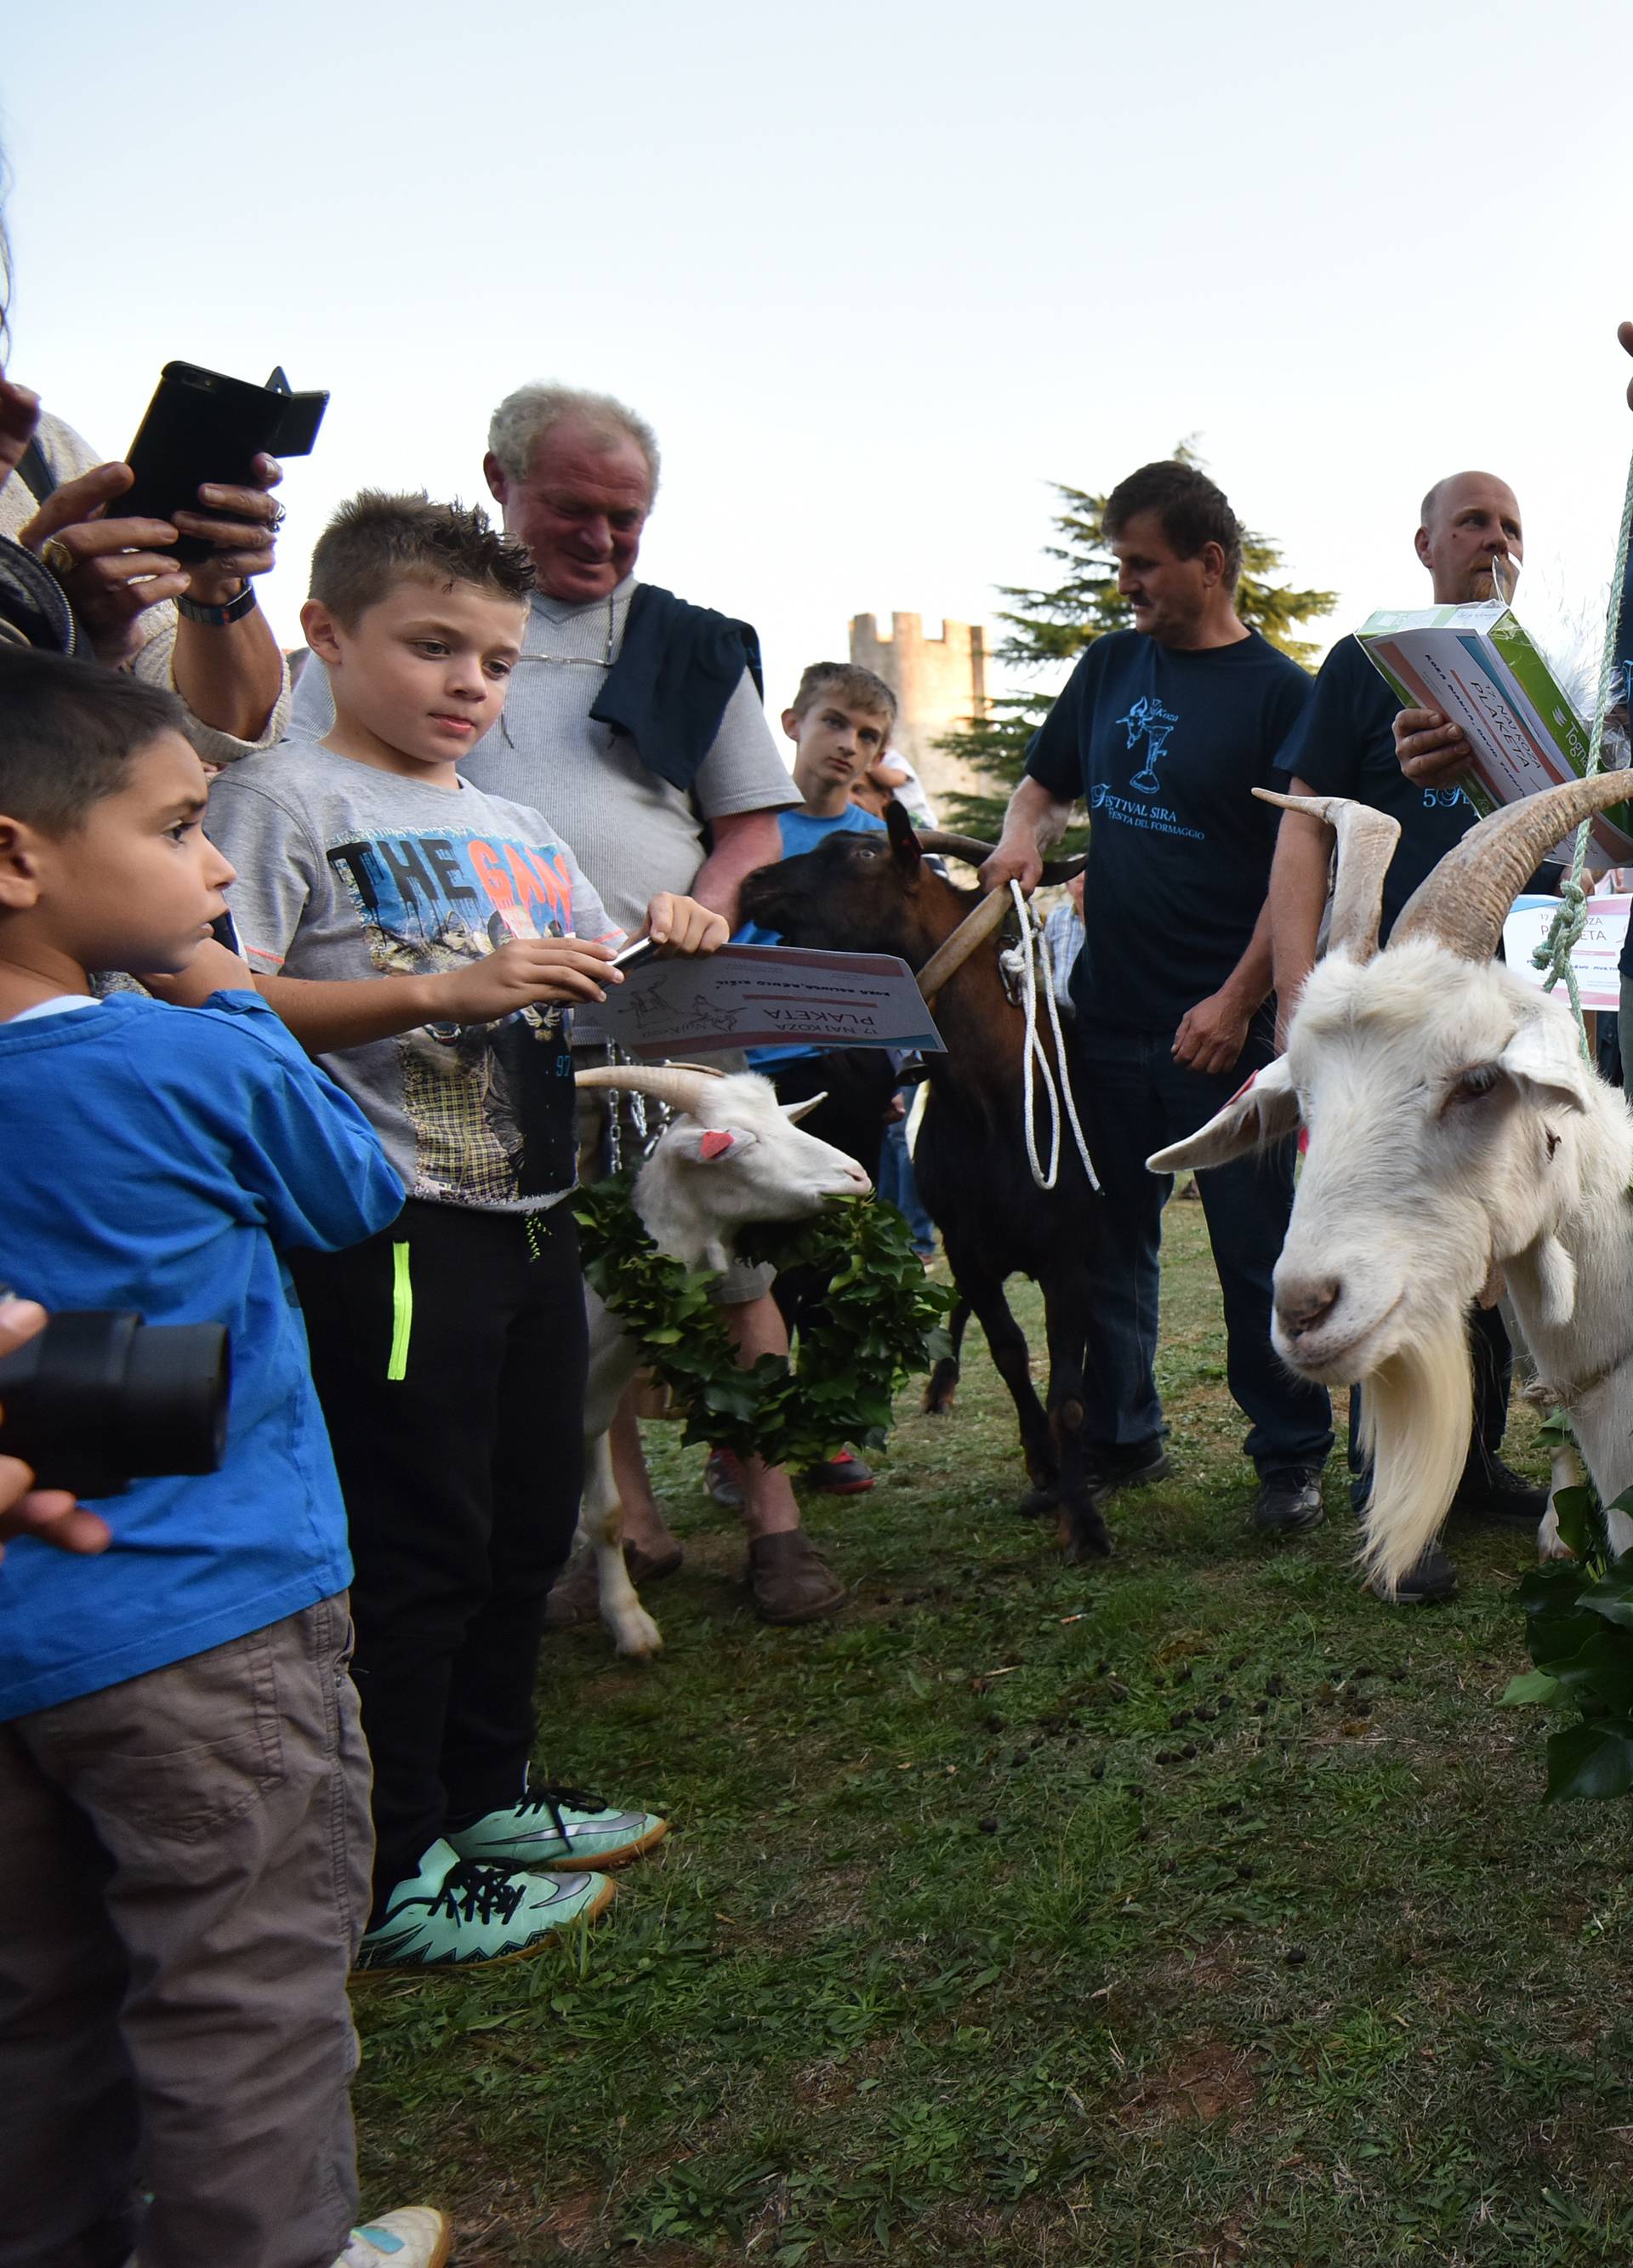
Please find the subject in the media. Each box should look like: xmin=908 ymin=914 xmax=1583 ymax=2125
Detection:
xmin=790 ymin=660 xmax=897 ymax=727
xmin=0 ymin=649 xmax=189 ymax=835
xmin=309 ymin=491 xmax=535 ymax=628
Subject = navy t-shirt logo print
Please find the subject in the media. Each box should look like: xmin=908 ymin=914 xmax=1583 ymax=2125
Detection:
xmin=1024 ymin=627 xmax=1311 ymax=1033
xmin=1118 ymin=695 xmax=1181 ymax=795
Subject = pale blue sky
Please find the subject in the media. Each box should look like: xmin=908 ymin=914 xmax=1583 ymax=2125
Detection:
xmin=6 ymin=0 xmax=1630 ymax=719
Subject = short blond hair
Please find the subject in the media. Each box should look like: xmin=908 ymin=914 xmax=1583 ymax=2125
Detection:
xmin=790 ymin=661 xmax=896 ymax=727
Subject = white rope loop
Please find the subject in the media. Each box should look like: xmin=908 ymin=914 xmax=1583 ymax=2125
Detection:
xmin=1009 ymin=882 xmax=1099 ymax=1194
xmin=1532 ymin=446 xmax=1633 ymax=1054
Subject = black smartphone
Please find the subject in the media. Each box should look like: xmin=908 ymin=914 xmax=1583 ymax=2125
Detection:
xmin=611 ymin=937 xmax=661 ymax=972
xmin=121 ymin=362 xmax=328 ymax=561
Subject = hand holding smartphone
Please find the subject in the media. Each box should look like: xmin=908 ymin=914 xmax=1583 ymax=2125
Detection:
xmin=121 ymin=362 xmax=327 ymax=561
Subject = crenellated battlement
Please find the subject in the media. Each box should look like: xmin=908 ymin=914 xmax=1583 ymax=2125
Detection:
xmin=848 ymin=612 xmax=989 ymax=810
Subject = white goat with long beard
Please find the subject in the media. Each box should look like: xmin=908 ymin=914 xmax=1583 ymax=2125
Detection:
xmin=1148 ymin=772 xmax=1633 ymax=1595
xmin=571 ymin=1061 xmax=872 ymax=1655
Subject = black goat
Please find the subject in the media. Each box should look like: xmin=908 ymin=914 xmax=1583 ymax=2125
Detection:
xmin=739 ymin=803 xmax=1109 ymax=1559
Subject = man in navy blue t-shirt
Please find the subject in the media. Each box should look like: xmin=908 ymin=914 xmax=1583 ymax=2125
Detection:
xmin=984 ymin=460 xmax=1333 ymax=1535
xmin=1266 ymin=470 xmax=1550 ymax=1603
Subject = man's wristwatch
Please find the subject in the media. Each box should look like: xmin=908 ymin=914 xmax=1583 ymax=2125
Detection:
xmin=177 ymin=584 xmax=259 ymax=628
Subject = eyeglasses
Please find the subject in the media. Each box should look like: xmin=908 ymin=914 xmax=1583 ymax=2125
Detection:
xmin=516 ymin=591 xmax=619 ymax=671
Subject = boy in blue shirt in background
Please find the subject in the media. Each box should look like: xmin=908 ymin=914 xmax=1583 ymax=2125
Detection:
xmin=730 ymin=661 xmax=901 ymax=1496
xmin=736 ymin=660 xmax=899 ymax=1175
xmin=0 ymin=653 xmax=444 ymax=2268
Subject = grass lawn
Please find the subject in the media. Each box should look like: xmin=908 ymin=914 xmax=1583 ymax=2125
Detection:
xmin=353 ymin=1202 xmax=1633 ymax=2266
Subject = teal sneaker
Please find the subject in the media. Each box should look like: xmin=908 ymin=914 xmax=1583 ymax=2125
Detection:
xmin=446 ymin=1782 xmax=669 ymax=1872
xmin=336 ymin=2207 xmax=452 ymax=2265
xmin=151 ymin=2214 xmax=454 ymax=2268
xmin=355 ymin=1838 xmax=614 ymax=1972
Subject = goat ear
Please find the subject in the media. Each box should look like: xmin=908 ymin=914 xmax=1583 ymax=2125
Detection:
xmin=782 ymin=1092 xmax=828 ymax=1124
xmin=885 ymin=799 xmax=923 ymax=873
xmin=1147 ymin=1055 xmax=1300 ymax=1173
xmin=1497 ymin=1017 xmax=1593 ymax=1113
xmin=666 ymin=1125 xmax=760 ymax=1165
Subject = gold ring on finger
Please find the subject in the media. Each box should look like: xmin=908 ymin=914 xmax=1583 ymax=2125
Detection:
xmin=38 ymin=537 xmax=76 ymax=580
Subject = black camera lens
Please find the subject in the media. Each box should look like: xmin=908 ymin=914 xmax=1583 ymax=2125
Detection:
xmin=0 ymin=1311 xmax=230 ymax=1499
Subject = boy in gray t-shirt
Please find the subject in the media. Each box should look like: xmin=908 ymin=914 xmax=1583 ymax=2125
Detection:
xmin=206 ymin=494 xmax=726 ymax=1974
xmin=209 ymin=736 xmax=616 ymax=1207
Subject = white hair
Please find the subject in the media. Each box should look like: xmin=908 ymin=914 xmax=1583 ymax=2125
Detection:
xmin=486 ymin=383 xmax=661 ymax=498
xmin=1355 ymin=1318 xmax=1473 ymax=1596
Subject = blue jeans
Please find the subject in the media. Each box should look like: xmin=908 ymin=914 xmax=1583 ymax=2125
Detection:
xmin=1072 ymin=1015 xmax=1333 ymax=1476
xmin=879 ymin=1100 xmax=936 ymax=1254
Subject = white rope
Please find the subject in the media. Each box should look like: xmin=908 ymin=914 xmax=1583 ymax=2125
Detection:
xmin=1010 ymin=882 xmax=1099 ymax=1193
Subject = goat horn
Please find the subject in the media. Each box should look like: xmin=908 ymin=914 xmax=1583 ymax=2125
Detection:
xmin=917 ymin=829 xmax=1086 ymax=887
xmin=574 ymin=1063 xmax=725 ymax=1117
xmin=916 ymin=828 xmax=1000 ymax=864
xmin=915 ymin=886 xmax=1012 ymax=1000
xmin=1391 ymin=770 xmax=1633 ymax=963
xmin=1253 ymin=789 xmax=1402 ymax=965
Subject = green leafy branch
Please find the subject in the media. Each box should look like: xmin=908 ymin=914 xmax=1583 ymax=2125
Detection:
xmin=573 ymin=1178 xmax=955 ymax=1472
xmin=1499 ymin=1421 xmax=1633 ymax=1802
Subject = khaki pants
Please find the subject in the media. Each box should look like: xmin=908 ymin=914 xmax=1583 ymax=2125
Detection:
xmin=0 ymin=1593 xmax=372 ymax=2268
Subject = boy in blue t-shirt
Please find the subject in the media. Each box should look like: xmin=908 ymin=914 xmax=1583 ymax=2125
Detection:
xmin=205 ymin=493 xmax=728 ymax=1974
xmin=735 ymin=660 xmax=898 ymax=1168
xmin=731 ymin=663 xmax=901 ymax=1491
xmin=0 ymin=652 xmax=443 ymax=2266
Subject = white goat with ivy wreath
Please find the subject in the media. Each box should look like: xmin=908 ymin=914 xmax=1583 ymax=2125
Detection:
xmin=569 ymin=1061 xmax=873 ymax=1657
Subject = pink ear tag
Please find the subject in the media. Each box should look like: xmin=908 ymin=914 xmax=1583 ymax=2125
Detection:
xmin=698 ymin=1129 xmax=736 ymax=1160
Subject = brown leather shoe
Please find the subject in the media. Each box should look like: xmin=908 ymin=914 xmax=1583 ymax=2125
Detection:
xmin=543 ymin=1540 xmax=685 ymax=1630
xmin=748 ymin=1529 xmax=845 ymax=1625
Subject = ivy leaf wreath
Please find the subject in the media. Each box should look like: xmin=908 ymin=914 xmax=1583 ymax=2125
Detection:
xmin=573 ymin=1176 xmax=955 ymax=1471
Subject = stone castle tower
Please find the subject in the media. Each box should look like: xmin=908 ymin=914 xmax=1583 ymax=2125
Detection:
xmin=848 ymin=613 xmax=988 ymax=812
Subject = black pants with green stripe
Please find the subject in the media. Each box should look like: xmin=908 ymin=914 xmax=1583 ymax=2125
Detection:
xmin=290 ymin=1198 xmax=587 ymax=1918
